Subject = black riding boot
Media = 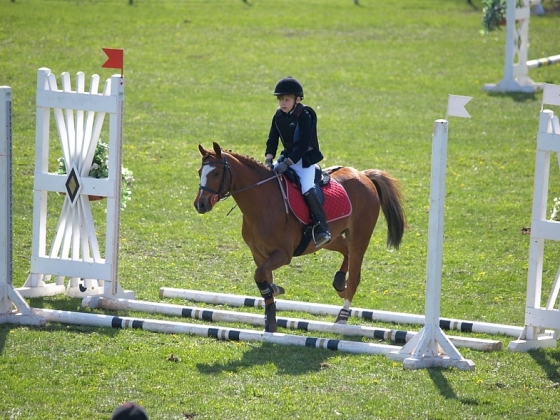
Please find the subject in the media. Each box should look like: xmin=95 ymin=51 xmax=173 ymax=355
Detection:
xmin=304 ymin=187 xmax=331 ymax=247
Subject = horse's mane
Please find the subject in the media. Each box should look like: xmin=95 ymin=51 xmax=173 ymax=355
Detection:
xmin=223 ymin=149 xmax=270 ymax=174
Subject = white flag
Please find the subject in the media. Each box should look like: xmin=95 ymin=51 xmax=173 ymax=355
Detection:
xmin=542 ymin=84 xmax=560 ymax=107
xmin=447 ymin=95 xmax=472 ymax=119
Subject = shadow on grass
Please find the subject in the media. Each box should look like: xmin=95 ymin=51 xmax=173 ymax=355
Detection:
xmin=0 ymin=326 xmax=7 ymax=355
xmin=428 ymin=369 xmax=480 ymax=406
xmin=0 ymin=296 xmax=104 ymax=355
xmin=196 ymin=341 xmax=333 ymax=376
xmin=18 ymin=296 xmax=351 ymax=376
xmin=528 ymin=349 xmax=560 ymax=383
xmin=484 ymin=91 xmax=541 ymax=103
xmin=2 ymin=320 xmax=121 ymax=336
xmin=30 ymin=296 xmax=86 ymax=312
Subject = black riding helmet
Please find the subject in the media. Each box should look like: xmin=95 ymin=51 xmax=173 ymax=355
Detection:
xmin=273 ymin=77 xmax=304 ymax=99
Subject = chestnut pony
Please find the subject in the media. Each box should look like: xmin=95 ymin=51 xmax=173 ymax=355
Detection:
xmin=194 ymin=142 xmax=406 ymax=332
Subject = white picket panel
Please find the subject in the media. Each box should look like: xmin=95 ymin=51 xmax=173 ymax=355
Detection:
xmin=509 ymin=107 xmax=560 ymax=351
xmin=18 ymin=68 xmax=133 ymax=299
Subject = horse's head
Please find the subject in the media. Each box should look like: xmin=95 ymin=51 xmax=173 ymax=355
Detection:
xmin=194 ymin=142 xmax=231 ymax=214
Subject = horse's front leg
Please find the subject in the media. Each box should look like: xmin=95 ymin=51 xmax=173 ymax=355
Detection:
xmin=334 ymin=271 xmax=360 ymax=324
xmin=253 ymin=249 xmax=291 ymax=333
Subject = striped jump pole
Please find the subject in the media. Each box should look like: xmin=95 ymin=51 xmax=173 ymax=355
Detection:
xmin=31 ymin=307 xmax=401 ymax=356
xmin=160 ymin=287 xmax=523 ymax=338
xmin=527 ymin=54 xmax=560 ymax=70
xmin=82 ymin=296 xmax=502 ymax=352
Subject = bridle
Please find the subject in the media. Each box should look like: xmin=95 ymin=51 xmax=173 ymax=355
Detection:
xmin=198 ymin=153 xmax=282 ymax=204
xmin=199 ymin=155 xmax=233 ymax=201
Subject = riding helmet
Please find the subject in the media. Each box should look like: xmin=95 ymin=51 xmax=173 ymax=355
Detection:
xmin=273 ymin=77 xmax=304 ymax=99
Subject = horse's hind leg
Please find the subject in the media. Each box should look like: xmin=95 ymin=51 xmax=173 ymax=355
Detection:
xmin=334 ymin=223 xmax=375 ymax=324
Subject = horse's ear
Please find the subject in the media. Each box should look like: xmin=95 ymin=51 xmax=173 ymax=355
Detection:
xmin=198 ymin=144 xmax=207 ymax=156
xmin=212 ymin=142 xmax=222 ymax=158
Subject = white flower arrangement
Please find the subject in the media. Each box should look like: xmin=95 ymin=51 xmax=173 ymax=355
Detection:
xmin=551 ymin=197 xmax=560 ymax=221
xmin=57 ymin=141 xmax=134 ymax=210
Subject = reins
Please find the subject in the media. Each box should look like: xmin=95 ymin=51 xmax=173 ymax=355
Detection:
xmin=199 ymin=153 xmax=289 ymax=214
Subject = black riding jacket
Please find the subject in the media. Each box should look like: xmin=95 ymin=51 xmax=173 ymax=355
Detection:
xmin=265 ymin=103 xmax=323 ymax=168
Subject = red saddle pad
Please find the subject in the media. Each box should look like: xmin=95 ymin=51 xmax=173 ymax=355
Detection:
xmin=284 ymin=177 xmax=352 ymax=224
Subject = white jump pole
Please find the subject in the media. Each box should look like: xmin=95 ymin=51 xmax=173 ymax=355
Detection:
xmin=32 ymin=307 xmax=401 ymax=356
xmin=387 ymin=96 xmax=475 ymax=370
xmin=83 ymin=296 xmax=502 ymax=352
xmin=160 ymin=287 xmax=523 ymax=338
xmin=0 ymin=87 xmax=44 ymax=326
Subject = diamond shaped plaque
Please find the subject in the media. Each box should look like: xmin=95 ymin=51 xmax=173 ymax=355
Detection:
xmin=65 ymin=166 xmax=82 ymax=207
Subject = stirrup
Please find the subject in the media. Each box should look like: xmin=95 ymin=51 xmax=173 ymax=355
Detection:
xmin=312 ymin=226 xmax=331 ymax=247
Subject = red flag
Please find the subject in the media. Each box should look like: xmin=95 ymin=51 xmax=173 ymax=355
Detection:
xmin=102 ymin=48 xmax=124 ymax=76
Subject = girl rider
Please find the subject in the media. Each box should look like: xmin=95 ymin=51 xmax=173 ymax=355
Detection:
xmin=264 ymin=76 xmax=331 ymax=248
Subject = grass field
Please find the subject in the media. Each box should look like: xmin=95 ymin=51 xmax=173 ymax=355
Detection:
xmin=2 ymin=0 xmax=560 ymax=418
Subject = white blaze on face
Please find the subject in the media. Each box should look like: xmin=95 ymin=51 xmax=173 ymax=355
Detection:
xmin=197 ymin=164 xmax=216 ymax=199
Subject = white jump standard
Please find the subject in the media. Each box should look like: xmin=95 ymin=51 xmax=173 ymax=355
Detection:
xmin=484 ymin=0 xmax=558 ymax=93
xmin=17 ymin=68 xmax=133 ymax=299
xmin=83 ymin=296 xmax=502 ymax=352
xmin=0 ymin=86 xmax=45 ymax=326
xmin=509 ymin=88 xmax=560 ymax=351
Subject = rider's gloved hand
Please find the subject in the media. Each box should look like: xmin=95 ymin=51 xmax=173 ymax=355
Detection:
xmin=275 ymin=162 xmax=289 ymax=174
xmin=265 ymin=158 xmax=274 ymax=170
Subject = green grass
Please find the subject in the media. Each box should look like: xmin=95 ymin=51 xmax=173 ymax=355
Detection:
xmin=2 ymin=0 xmax=560 ymax=418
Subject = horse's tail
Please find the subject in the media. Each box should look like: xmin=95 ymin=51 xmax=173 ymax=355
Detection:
xmin=362 ymin=169 xmax=407 ymax=249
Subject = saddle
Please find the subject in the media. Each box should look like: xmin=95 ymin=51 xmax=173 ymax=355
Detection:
xmin=282 ymin=165 xmax=352 ymax=255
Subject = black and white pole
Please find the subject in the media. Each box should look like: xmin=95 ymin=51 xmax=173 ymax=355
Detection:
xmin=83 ymin=296 xmax=502 ymax=352
xmin=160 ymin=287 xmax=524 ymax=338
xmin=0 ymin=86 xmax=44 ymax=326
xmin=33 ymin=307 xmax=402 ymax=356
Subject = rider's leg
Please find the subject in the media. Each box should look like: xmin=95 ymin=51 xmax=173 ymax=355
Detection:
xmin=291 ymin=161 xmax=331 ymax=247
xmin=303 ymin=186 xmax=331 ymax=247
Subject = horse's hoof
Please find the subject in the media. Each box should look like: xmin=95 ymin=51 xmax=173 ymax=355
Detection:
xmin=271 ymin=284 xmax=285 ymax=296
xmin=332 ymin=271 xmax=346 ymax=292
xmin=264 ymin=302 xmax=277 ymax=332
xmin=264 ymin=325 xmax=278 ymax=333
xmin=335 ymin=308 xmax=351 ymax=324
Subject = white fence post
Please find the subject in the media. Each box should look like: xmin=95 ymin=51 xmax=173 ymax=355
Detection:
xmin=388 ymin=118 xmax=474 ymax=370
xmin=17 ymin=68 xmax=134 ymax=300
xmin=0 ymin=86 xmax=45 ymax=326
xmin=509 ymin=92 xmax=560 ymax=351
